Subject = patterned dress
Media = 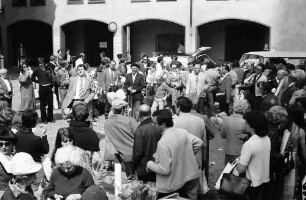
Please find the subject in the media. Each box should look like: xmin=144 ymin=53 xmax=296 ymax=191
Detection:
xmin=163 ymin=69 xmax=182 ymax=105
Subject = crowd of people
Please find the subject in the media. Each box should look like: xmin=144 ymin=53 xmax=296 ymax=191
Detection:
xmin=0 ymin=48 xmax=305 ymax=200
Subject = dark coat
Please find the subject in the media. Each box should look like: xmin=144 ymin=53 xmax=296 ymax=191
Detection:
xmin=15 ymin=129 xmax=49 ymax=162
xmin=132 ymin=118 xmax=162 ymax=178
xmin=124 ymin=73 xmax=146 ymax=101
xmin=219 ymin=74 xmax=232 ymax=102
xmin=68 ymin=121 xmax=100 ymax=152
xmin=281 ymin=83 xmax=299 ymax=107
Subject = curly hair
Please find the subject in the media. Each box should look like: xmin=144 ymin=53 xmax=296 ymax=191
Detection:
xmin=233 ymin=99 xmax=250 ymax=115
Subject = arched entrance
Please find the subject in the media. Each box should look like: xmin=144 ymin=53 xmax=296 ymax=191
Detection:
xmin=61 ymin=20 xmax=113 ymax=67
xmin=7 ymin=20 xmax=53 ymax=66
xmin=198 ymin=19 xmax=270 ymax=62
xmin=124 ymin=19 xmax=185 ymax=62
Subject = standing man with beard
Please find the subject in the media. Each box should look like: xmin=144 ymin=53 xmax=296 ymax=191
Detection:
xmin=124 ymin=63 xmax=146 ymax=120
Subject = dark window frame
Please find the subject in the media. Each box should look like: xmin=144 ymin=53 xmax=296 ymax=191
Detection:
xmin=67 ymin=0 xmax=84 ymax=5
xmin=131 ymin=0 xmax=150 ymax=2
xmin=30 ymin=0 xmax=46 ymax=6
xmin=13 ymin=0 xmax=27 ymax=7
xmin=88 ymin=0 xmax=105 ymax=4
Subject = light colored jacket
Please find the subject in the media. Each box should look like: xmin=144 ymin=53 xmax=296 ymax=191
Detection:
xmin=186 ymin=72 xmax=208 ymax=97
xmin=244 ymin=73 xmax=267 ymax=96
xmin=174 ymin=112 xmax=206 ymax=168
xmin=61 ymin=75 xmax=95 ymax=109
xmin=147 ymin=127 xmax=202 ymax=193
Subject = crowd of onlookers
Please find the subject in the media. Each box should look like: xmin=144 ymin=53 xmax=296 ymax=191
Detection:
xmin=0 ymin=48 xmax=306 ymax=200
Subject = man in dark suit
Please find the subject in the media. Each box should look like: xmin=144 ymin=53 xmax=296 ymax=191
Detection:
xmin=218 ymin=65 xmax=232 ymax=115
xmin=124 ymin=63 xmax=146 ymax=120
xmin=281 ymin=72 xmax=299 ymax=107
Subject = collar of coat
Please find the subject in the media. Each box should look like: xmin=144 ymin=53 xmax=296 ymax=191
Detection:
xmin=139 ymin=117 xmax=153 ymax=127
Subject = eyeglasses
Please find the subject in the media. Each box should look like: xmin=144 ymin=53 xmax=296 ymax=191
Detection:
xmin=0 ymin=142 xmax=11 ymax=148
xmin=62 ymin=139 xmax=72 ymax=144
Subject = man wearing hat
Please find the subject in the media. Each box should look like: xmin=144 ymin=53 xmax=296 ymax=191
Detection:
xmin=124 ymin=63 xmax=146 ymax=120
xmin=104 ymin=99 xmax=138 ymax=179
xmin=0 ymin=68 xmax=13 ymax=108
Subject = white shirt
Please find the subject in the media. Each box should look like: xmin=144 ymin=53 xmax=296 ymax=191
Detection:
xmin=186 ymin=72 xmax=207 ymax=96
xmin=132 ymin=73 xmax=137 ymax=83
xmin=155 ymin=63 xmax=163 ymax=76
xmin=74 ymin=76 xmax=85 ymax=99
xmin=2 ymin=78 xmax=11 ymax=92
xmin=239 ymin=135 xmax=271 ymax=187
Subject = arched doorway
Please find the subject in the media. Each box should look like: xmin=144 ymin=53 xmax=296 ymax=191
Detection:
xmin=61 ymin=20 xmax=113 ymax=67
xmin=198 ymin=19 xmax=270 ymax=62
xmin=124 ymin=19 xmax=185 ymax=62
xmin=7 ymin=20 xmax=53 ymax=66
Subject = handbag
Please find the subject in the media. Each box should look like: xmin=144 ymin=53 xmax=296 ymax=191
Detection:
xmin=219 ymin=163 xmax=251 ymax=198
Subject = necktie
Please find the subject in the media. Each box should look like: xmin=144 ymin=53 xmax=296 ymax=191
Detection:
xmin=196 ymin=75 xmax=199 ymax=94
xmin=79 ymin=77 xmax=85 ymax=98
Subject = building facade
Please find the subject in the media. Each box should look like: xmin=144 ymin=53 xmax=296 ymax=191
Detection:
xmin=0 ymin=0 xmax=305 ymax=67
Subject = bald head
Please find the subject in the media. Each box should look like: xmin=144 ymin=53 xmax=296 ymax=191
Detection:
xmin=139 ymin=104 xmax=151 ymax=118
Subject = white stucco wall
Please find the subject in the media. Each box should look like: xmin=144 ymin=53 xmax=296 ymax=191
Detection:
xmin=0 ymin=0 xmax=305 ymax=66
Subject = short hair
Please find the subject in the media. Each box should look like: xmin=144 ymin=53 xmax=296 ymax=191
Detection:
xmin=77 ymin=64 xmax=86 ymax=71
xmin=288 ymin=104 xmax=304 ymax=127
xmin=139 ymin=106 xmax=151 ymax=118
xmin=72 ymin=103 xmax=89 ymax=121
xmin=233 ymin=99 xmax=250 ymax=115
xmin=259 ymin=82 xmax=272 ymax=93
xmin=141 ymin=53 xmax=148 ymax=59
xmin=176 ymin=96 xmax=193 ymax=113
xmin=0 ymin=124 xmax=17 ymax=144
xmin=79 ymin=53 xmax=85 ymax=57
xmin=257 ymin=63 xmax=265 ymax=72
xmin=22 ymin=109 xmax=38 ymax=128
xmin=286 ymin=63 xmax=295 ymax=71
xmin=50 ymin=55 xmax=57 ymax=62
xmin=55 ymin=145 xmax=83 ymax=166
xmin=11 ymin=112 xmax=23 ymax=131
xmin=113 ymin=107 xmax=123 ymax=114
xmin=194 ymin=60 xmax=201 ymax=66
xmin=222 ymin=65 xmax=230 ymax=72
xmin=57 ymin=49 xmax=62 ymax=54
xmin=152 ymin=109 xmax=162 ymax=117
xmin=243 ymin=111 xmax=268 ymax=137
xmin=157 ymin=109 xmax=173 ymax=127
xmin=0 ymin=108 xmax=15 ymax=126
xmin=206 ymin=62 xmax=215 ymax=69
xmin=157 ymin=56 xmax=163 ymax=63
xmin=131 ymin=63 xmax=140 ymax=69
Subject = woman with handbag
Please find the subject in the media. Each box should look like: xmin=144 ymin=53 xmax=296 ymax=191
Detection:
xmin=235 ymin=111 xmax=271 ymax=200
xmin=280 ymin=104 xmax=306 ymax=200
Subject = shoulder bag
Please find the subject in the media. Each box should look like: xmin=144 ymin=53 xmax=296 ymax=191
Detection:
xmin=219 ymin=162 xmax=251 ymax=198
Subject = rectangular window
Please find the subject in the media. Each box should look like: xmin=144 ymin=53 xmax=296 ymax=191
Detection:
xmin=13 ymin=0 xmax=27 ymax=7
xmin=88 ymin=0 xmax=105 ymax=4
xmin=131 ymin=0 xmax=150 ymax=2
xmin=67 ymin=0 xmax=84 ymax=4
xmin=30 ymin=0 xmax=46 ymax=6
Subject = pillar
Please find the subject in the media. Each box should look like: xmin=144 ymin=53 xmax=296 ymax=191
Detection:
xmin=53 ymin=25 xmax=61 ymax=55
xmin=113 ymin=24 xmax=123 ymax=62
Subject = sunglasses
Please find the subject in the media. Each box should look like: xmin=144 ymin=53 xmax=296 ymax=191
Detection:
xmin=0 ymin=142 xmax=11 ymax=148
xmin=62 ymin=139 xmax=72 ymax=144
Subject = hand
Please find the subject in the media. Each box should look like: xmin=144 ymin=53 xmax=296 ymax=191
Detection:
xmin=52 ymin=87 xmax=55 ymax=93
xmin=66 ymin=194 xmax=81 ymax=200
xmin=128 ymin=87 xmax=132 ymax=91
xmin=84 ymin=99 xmax=89 ymax=104
xmin=103 ymin=90 xmax=106 ymax=94
xmin=42 ymin=127 xmax=47 ymax=136
xmin=226 ymin=99 xmax=230 ymax=104
xmin=132 ymin=89 xmax=136 ymax=93
xmin=54 ymin=194 xmax=63 ymax=200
